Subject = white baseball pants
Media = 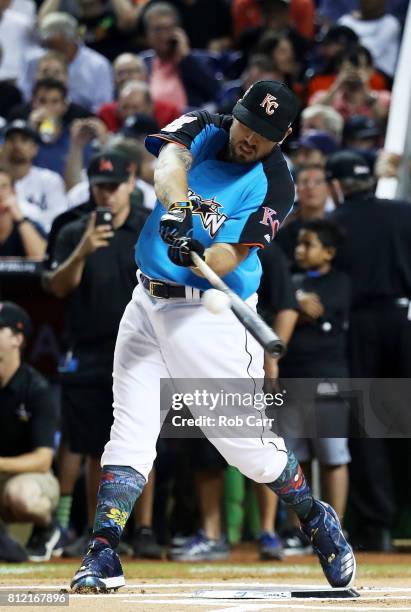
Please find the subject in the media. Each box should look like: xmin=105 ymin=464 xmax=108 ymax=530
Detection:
xmin=102 ymin=282 xmax=287 ymax=483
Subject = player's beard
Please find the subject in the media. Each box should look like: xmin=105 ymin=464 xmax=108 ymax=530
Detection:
xmin=226 ymin=138 xmax=272 ymax=164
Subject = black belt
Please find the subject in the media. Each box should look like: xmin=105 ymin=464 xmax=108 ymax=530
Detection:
xmin=140 ymin=272 xmax=202 ymax=299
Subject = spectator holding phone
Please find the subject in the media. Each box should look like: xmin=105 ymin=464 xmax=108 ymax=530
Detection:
xmin=44 ymin=150 xmax=147 ymax=556
xmin=309 ymin=46 xmax=390 ymax=123
xmin=140 ymin=2 xmax=221 ymax=111
xmin=63 ymin=117 xmax=109 ymax=191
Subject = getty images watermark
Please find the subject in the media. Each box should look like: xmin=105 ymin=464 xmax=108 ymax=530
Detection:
xmin=170 ymin=388 xmax=285 ymax=429
xmin=160 ymin=378 xmax=286 ymax=438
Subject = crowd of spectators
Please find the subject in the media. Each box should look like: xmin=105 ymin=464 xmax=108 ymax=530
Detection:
xmin=1 ymin=0 xmax=410 ymax=563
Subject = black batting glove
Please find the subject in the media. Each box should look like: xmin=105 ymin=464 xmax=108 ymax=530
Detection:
xmin=160 ymin=201 xmax=193 ymax=245
xmin=168 ymin=237 xmax=205 ymax=267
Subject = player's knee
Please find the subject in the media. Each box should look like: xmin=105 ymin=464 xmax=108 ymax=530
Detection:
xmin=235 ymin=454 xmax=288 ymax=484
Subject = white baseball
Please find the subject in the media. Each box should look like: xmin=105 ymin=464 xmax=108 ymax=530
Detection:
xmin=202 ymin=289 xmax=231 ymax=314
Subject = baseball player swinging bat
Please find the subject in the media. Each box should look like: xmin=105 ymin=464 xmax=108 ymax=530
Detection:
xmin=191 ymin=251 xmax=286 ymax=358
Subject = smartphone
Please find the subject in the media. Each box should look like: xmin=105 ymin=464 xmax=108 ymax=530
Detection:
xmin=95 ymin=207 xmax=113 ymax=228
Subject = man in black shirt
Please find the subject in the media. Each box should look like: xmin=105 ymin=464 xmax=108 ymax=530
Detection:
xmin=0 ymin=302 xmax=59 ymax=562
xmin=327 ymin=150 xmax=411 ymax=551
xmin=46 ymin=150 xmax=148 ymax=556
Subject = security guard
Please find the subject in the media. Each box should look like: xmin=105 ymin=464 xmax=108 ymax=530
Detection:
xmin=327 ymin=151 xmax=411 ymax=551
xmin=0 ymin=302 xmax=59 ymax=562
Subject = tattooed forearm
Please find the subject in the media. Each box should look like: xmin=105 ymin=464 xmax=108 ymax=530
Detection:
xmin=154 ymin=143 xmax=193 ymax=208
xmin=172 ymin=145 xmax=193 ymax=171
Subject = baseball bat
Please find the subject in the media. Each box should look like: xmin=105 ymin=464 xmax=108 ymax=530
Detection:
xmin=191 ymin=252 xmax=286 ymax=358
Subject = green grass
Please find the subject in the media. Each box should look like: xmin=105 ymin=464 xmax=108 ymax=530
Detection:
xmin=2 ymin=559 xmax=411 ymax=583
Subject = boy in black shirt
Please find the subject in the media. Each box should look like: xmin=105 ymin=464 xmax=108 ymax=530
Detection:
xmin=279 ymin=219 xmax=351 ymax=553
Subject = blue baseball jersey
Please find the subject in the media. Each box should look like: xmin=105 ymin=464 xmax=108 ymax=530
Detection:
xmin=136 ymin=110 xmax=295 ymax=299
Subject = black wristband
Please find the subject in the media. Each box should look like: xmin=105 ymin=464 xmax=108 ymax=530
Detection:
xmin=14 ymin=217 xmax=30 ymax=227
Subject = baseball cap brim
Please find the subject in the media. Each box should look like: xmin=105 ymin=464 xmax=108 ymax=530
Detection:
xmin=5 ymin=126 xmax=39 ymax=143
xmin=89 ymin=175 xmax=127 ymax=186
xmin=233 ymin=103 xmax=286 ymax=142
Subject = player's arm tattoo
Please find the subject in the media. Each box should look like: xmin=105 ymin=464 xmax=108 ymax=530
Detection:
xmin=160 ymin=143 xmax=193 ymax=171
xmin=155 ymin=143 xmax=193 ymax=208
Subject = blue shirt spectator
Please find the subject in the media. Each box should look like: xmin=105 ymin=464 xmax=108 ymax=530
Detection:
xmin=19 ymin=13 xmax=114 ymax=111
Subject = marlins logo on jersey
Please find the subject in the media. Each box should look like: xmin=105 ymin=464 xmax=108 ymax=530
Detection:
xmin=188 ymin=190 xmax=228 ymax=238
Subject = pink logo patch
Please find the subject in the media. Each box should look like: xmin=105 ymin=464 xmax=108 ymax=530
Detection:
xmin=260 ymin=94 xmax=279 ymax=115
xmin=259 ymin=207 xmax=279 ymax=239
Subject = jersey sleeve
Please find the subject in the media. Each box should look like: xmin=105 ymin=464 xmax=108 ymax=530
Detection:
xmin=215 ymin=155 xmax=295 ymax=249
xmin=145 ymin=110 xmax=223 ymax=159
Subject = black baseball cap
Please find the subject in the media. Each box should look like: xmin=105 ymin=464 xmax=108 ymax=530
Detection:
xmin=4 ymin=119 xmax=40 ymax=143
xmin=0 ymin=302 xmax=31 ymax=337
xmin=87 ymin=150 xmax=132 ymax=186
xmin=326 ymin=151 xmax=371 ymax=181
xmin=232 ymin=80 xmax=300 ymax=142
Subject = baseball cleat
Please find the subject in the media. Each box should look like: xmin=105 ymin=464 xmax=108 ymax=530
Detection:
xmin=169 ymin=530 xmax=230 ymax=561
xmin=26 ymin=523 xmax=62 ymax=562
xmin=258 ymin=531 xmax=284 ymax=560
xmin=133 ymin=526 xmax=162 ymax=559
xmin=300 ymin=500 xmax=356 ymax=588
xmin=70 ymin=540 xmax=125 ymax=593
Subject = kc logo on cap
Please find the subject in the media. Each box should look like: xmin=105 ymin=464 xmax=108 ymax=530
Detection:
xmin=99 ymin=159 xmax=114 ymax=172
xmin=233 ymin=80 xmax=300 ymax=142
xmin=260 ymin=94 xmax=279 ymax=115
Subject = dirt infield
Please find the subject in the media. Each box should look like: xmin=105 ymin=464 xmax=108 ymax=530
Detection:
xmin=1 ymin=549 xmax=411 ymax=611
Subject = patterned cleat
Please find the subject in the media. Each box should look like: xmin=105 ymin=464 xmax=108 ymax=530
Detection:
xmin=258 ymin=532 xmax=284 ymax=560
xmin=300 ymin=501 xmax=356 ymax=588
xmin=70 ymin=540 xmax=125 ymax=593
